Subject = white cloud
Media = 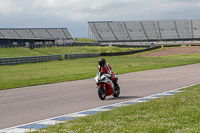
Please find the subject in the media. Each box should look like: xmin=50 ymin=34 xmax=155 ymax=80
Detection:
xmin=0 ymin=0 xmax=200 ymax=37
xmin=31 ymin=0 xmax=149 ymax=21
xmin=0 ymin=0 xmax=22 ymax=15
xmin=1 ymin=0 xmax=200 ymax=20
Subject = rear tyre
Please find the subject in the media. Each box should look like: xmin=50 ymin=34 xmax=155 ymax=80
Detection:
xmin=98 ymin=85 xmax=107 ymax=100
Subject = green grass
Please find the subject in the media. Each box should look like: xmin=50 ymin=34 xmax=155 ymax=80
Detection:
xmin=36 ymin=84 xmax=200 ymax=133
xmin=32 ymin=46 xmax=143 ymax=59
xmin=1 ymin=53 xmax=200 ymax=90
xmin=0 ymin=46 xmax=142 ymax=59
xmin=0 ymin=47 xmax=44 ymax=58
xmin=75 ymin=38 xmax=96 ymax=42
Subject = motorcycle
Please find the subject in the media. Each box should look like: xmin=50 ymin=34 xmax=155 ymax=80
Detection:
xmin=94 ymin=72 xmax=120 ymax=100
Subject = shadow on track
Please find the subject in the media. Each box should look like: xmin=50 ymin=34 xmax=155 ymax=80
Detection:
xmin=107 ymin=96 xmax=140 ymax=101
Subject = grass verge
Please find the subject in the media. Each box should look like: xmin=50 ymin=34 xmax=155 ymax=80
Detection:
xmin=36 ymin=84 xmax=200 ymax=133
xmin=0 ymin=46 xmax=142 ymax=58
xmin=1 ymin=53 xmax=200 ymax=90
xmin=75 ymin=38 xmax=96 ymax=42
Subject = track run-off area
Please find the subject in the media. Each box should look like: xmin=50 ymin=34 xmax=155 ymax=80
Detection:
xmin=0 ymin=63 xmax=200 ymax=130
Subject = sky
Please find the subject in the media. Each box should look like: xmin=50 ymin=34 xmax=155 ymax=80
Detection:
xmin=0 ymin=0 xmax=200 ymax=38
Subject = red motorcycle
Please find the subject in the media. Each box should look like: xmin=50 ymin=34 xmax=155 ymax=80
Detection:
xmin=95 ymin=72 xmax=120 ymax=100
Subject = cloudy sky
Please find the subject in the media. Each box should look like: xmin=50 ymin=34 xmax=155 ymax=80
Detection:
xmin=0 ymin=0 xmax=200 ymax=38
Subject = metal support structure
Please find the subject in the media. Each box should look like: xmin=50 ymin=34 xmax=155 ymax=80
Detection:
xmin=154 ymin=22 xmax=160 ymax=41
xmin=92 ymin=23 xmax=103 ymax=41
xmin=29 ymin=29 xmax=37 ymax=38
xmin=88 ymin=25 xmax=90 ymax=39
xmin=140 ymin=22 xmax=149 ymax=41
xmin=61 ymin=29 xmax=70 ymax=40
xmin=174 ymin=21 xmax=180 ymax=39
xmin=191 ymin=20 xmax=194 ymax=39
xmin=157 ymin=21 xmax=163 ymax=40
xmin=107 ymin=22 xmax=118 ymax=41
xmin=0 ymin=31 xmax=4 ymax=37
xmin=13 ymin=29 xmax=22 ymax=39
xmin=46 ymin=29 xmax=54 ymax=39
xmin=88 ymin=26 xmax=96 ymax=40
xmin=123 ymin=22 xmax=131 ymax=40
xmin=186 ymin=21 xmax=191 ymax=38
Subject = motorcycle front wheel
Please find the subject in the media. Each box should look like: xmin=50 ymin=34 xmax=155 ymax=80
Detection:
xmin=98 ymin=85 xmax=107 ymax=100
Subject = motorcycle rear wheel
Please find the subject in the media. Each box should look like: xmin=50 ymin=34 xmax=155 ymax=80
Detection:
xmin=98 ymin=85 xmax=107 ymax=100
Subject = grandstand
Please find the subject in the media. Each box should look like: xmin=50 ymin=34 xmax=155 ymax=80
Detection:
xmin=88 ymin=19 xmax=200 ymax=42
xmin=0 ymin=28 xmax=74 ymax=46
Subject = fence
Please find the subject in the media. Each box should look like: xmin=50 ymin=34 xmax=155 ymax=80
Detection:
xmin=0 ymin=42 xmax=101 ymax=48
xmin=111 ymin=44 xmax=151 ymax=48
xmin=0 ymin=44 xmax=25 ymax=48
xmin=0 ymin=46 xmax=161 ymax=65
xmin=65 ymin=46 xmax=161 ymax=59
xmin=65 ymin=53 xmax=101 ymax=59
xmin=0 ymin=55 xmax=61 ymax=65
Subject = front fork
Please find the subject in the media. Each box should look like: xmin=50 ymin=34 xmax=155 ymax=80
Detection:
xmin=96 ymin=83 xmax=106 ymax=89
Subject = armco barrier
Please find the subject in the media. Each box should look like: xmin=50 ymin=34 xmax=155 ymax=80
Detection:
xmin=65 ymin=53 xmax=101 ymax=59
xmin=65 ymin=46 xmax=161 ymax=60
xmin=0 ymin=55 xmax=62 ymax=65
xmin=0 ymin=46 xmax=161 ymax=65
xmin=101 ymin=46 xmax=161 ymax=56
xmin=112 ymin=44 xmax=151 ymax=48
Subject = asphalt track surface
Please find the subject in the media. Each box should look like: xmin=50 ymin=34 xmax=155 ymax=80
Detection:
xmin=1 ymin=63 xmax=200 ymax=129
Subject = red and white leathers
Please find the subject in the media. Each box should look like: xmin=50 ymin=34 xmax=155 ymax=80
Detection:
xmin=98 ymin=63 xmax=117 ymax=82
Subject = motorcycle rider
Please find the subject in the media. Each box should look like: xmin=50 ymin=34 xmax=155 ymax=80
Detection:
xmin=97 ymin=58 xmax=120 ymax=91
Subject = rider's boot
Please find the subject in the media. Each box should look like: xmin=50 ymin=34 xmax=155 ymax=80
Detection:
xmin=114 ymin=82 xmax=120 ymax=91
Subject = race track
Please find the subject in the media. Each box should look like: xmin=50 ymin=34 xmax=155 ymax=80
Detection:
xmin=0 ymin=63 xmax=200 ymax=129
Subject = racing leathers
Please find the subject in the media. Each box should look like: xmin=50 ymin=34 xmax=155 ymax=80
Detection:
xmin=98 ymin=63 xmax=119 ymax=90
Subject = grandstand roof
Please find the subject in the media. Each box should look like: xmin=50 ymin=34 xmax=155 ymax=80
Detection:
xmin=0 ymin=28 xmax=74 ymax=42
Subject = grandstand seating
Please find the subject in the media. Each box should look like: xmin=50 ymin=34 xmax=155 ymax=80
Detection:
xmin=15 ymin=29 xmax=36 ymax=39
xmin=158 ymin=20 xmax=178 ymax=40
xmin=192 ymin=20 xmax=200 ymax=39
xmin=0 ymin=28 xmax=74 ymax=42
xmin=94 ymin=22 xmax=116 ymax=41
xmin=31 ymin=29 xmax=52 ymax=39
xmin=142 ymin=21 xmax=159 ymax=40
xmin=88 ymin=19 xmax=200 ymax=42
xmin=0 ymin=29 xmax=21 ymax=39
xmin=175 ymin=20 xmax=191 ymax=39
xmin=125 ymin=21 xmax=147 ymax=41
xmin=109 ymin=22 xmax=130 ymax=40
xmin=62 ymin=29 xmax=74 ymax=41
xmin=88 ymin=23 xmax=102 ymax=41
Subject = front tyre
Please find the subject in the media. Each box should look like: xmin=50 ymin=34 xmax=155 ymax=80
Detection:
xmin=98 ymin=85 xmax=107 ymax=100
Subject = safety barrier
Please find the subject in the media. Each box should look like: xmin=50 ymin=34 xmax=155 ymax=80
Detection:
xmin=0 ymin=55 xmax=62 ymax=65
xmin=112 ymin=44 xmax=151 ymax=48
xmin=65 ymin=53 xmax=101 ymax=60
xmin=65 ymin=46 xmax=161 ymax=59
xmin=0 ymin=46 xmax=161 ymax=65
xmin=101 ymin=46 xmax=161 ymax=56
